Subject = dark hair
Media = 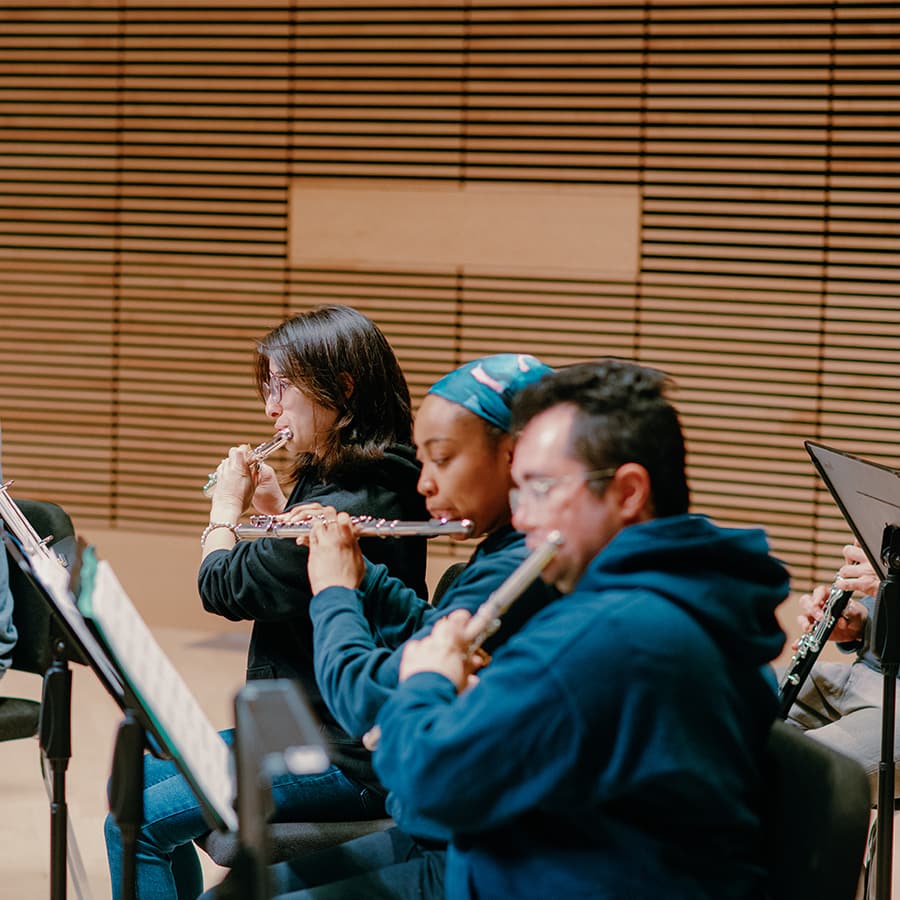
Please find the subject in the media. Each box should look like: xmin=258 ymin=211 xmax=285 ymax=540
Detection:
xmin=254 ymin=305 xmax=413 ymax=478
xmin=509 ymin=359 xmax=690 ymax=517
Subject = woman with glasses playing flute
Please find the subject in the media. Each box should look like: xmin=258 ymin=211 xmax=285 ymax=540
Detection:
xmin=203 ymin=354 xmax=563 ymax=900
xmin=104 ymin=305 xmax=429 ymax=900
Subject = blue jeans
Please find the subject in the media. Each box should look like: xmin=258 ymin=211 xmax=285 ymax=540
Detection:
xmin=104 ymin=728 xmax=385 ymax=900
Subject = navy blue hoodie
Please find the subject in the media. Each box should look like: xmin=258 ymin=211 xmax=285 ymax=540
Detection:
xmin=374 ymin=514 xmax=788 ymax=899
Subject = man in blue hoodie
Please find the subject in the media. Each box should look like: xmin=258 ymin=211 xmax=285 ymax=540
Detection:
xmin=373 ymin=359 xmax=789 ymax=900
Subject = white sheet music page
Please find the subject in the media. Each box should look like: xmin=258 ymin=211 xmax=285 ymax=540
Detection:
xmin=29 ymin=552 xmax=125 ymax=697
xmin=86 ymin=559 xmax=238 ymax=832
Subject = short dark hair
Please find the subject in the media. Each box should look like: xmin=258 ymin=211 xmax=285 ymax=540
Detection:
xmin=254 ymin=305 xmax=413 ymax=478
xmin=509 ymin=359 xmax=689 ymax=517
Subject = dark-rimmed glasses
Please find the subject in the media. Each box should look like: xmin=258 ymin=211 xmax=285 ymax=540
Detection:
xmin=262 ymin=374 xmax=292 ymax=406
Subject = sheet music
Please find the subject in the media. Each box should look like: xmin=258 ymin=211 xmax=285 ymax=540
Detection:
xmin=28 ymin=552 xmax=124 ymax=698
xmin=80 ymin=556 xmax=238 ymax=832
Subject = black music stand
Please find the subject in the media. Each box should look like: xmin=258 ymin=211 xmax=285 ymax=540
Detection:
xmin=805 ymin=441 xmax=900 ymax=900
xmin=3 ymin=531 xmax=120 ymax=900
xmin=871 ymin=527 xmax=900 ymax=900
xmin=10 ymin=536 xmax=329 ymax=900
xmin=9 ymin=536 xmax=238 ymax=900
xmin=210 ymin=680 xmax=329 ymax=900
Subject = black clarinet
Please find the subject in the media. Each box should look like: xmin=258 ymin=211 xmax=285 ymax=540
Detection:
xmin=778 ymin=576 xmax=853 ymax=718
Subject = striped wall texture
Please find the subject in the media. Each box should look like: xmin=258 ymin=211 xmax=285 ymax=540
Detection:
xmin=1 ymin=0 xmax=899 ymax=587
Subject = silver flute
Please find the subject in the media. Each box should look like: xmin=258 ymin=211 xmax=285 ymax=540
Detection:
xmin=362 ymin=529 xmax=563 ymax=750
xmin=0 ymin=480 xmax=68 ymax=566
xmin=233 ymin=515 xmax=475 ymax=541
xmin=462 ymin=529 xmax=563 ymax=652
xmin=201 ymin=428 xmax=293 ymax=497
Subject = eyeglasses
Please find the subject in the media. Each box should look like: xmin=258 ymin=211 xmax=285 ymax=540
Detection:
xmin=509 ymin=468 xmax=617 ymax=514
xmin=262 ymin=374 xmax=292 ymax=406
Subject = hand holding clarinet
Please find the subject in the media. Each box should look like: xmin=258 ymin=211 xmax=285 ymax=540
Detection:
xmin=795 ymin=542 xmax=876 ymax=648
xmin=780 ymin=541 xmax=879 ymax=716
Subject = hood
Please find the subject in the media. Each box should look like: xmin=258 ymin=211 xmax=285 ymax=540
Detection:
xmin=364 ymin=442 xmax=428 ymax=520
xmin=378 ymin=442 xmax=422 ymax=476
xmin=578 ymin=513 xmax=788 ymax=666
xmin=330 ymin=441 xmax=421 ymax=487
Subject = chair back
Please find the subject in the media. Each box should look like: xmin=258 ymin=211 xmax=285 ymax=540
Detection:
xmin=763 ymin=719 xmax=870 ymax=900
xmin=433 ymin=561 xmax=468 ymax=606
xmin=5 ymin=499 xmax=77 ymax=676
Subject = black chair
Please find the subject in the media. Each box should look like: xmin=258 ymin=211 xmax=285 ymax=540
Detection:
xmin=763 ymin=719 xmax=871 ymax=900
xmin=432 ymin=560 xmax=468 ymax=605
xmin=0 ymin=498 xmax=78 ymax=744
xmin=199 ymin=816 xmax=395 ymax=870
xmin=0 ymin=499 xmax=82 ymax=900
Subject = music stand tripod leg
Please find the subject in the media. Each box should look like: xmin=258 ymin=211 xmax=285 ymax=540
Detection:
xmin=108 ymin=711 xmax=145 ymax=900
xmin=873 ymin=525 xmax=900 ymax=900
xmin=39 ymin=633 xmax=72 ymax=900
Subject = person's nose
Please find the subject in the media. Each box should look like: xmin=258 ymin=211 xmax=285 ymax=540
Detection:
xmin=417 ymin=468 xmax=437 ymax=497
xmin=511 ymin=496 xmax=536 ymax=534
xmin=264 ymin=395 xmax=282 ymax=418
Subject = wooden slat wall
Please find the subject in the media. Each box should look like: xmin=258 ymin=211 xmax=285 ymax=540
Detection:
xmin=116 ymin=3 xmax=292 ymax=526
xmin=1 ymin=0 xmax=899 ymax=590
xmin=637 ymin=1 xmax=900 ymax=584
xmin=0 ymin=3 xmax=119 ymax=519
xmin=816 ymin=2 xmax=900 ymax=575
xmin=639 ymin=1 xmax=835 ymax=582
xmin=1 ymin=1 xmax=294 ymax=528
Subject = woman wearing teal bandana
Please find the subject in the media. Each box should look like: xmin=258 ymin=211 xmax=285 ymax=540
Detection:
xmin=203 ymin=354 xmax=561 ymax=900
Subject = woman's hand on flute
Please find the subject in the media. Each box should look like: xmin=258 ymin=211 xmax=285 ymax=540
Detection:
xmin=398 ymin=609 xmax=487 ymax=693
xmin=209 ymin=444 xmax=256 ymax=522
xmin=250 ymin=461 xmax=287 ymax=515
xmin=300 ymin=509 xmax=366 ymax=594
xmin=280 ymin=501 xmax=327 ymax=524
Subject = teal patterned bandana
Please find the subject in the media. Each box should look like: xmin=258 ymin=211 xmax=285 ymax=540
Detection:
xmin=427 ymin=354 xmax=552 ymax=433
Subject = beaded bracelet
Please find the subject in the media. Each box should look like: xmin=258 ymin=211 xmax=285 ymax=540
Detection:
xmin=201 ymin=521 xmax=238 ymax=548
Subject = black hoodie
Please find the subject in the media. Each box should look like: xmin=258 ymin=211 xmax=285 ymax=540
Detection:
xmin=199 ymin=443 xmax=427 ymax=790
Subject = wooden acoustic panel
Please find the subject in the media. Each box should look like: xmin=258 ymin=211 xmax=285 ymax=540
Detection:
xmin=289 ymin=179 xmax=640 ymax=278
